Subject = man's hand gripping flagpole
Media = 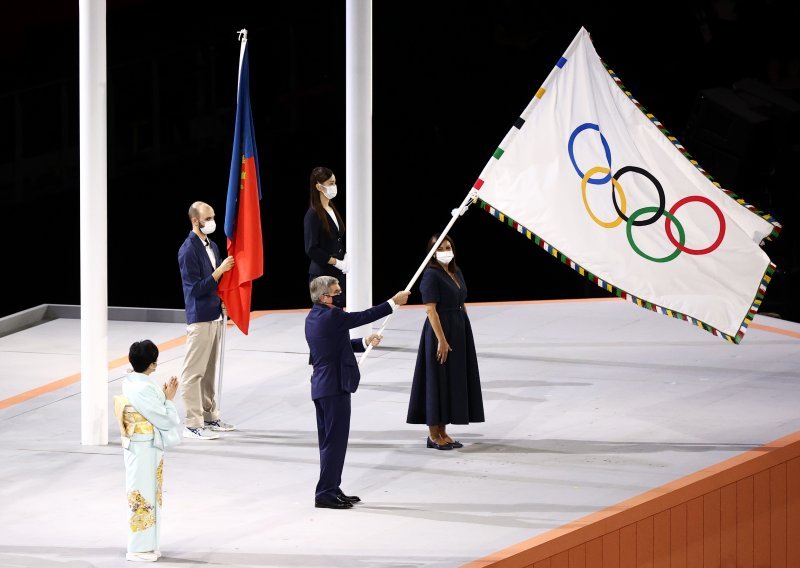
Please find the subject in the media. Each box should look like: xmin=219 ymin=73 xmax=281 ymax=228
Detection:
xmin=358 ymin=188 xmax=479 ymax=365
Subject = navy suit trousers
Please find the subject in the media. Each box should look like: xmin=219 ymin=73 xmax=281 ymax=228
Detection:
xmin=314 ymin=393 xmax=351 ymax=500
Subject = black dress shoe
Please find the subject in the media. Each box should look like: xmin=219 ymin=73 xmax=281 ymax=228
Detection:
xmin=315 ymin=498 xmax=353 ymax=509
xmin=337 ymin=492 xmax=361 ymax=503
xmin=426 ymin=437 xmax=453 ymax=450
xmin=449 ymin=440 xmax=463 ymax=448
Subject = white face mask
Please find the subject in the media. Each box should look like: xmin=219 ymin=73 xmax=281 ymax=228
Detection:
xmin=436 ymin=251 xmax=454 ymax=265
xmin=199 ymin=219 xmax=216 ymax=235
xmin=320 ymin=184 xmax=337 ymax=200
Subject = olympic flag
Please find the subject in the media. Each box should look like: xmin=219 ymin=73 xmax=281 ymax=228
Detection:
xmin=473 ymin=28 xmax=780 ymax=342
xmin=218 ymin=35 xmax=263 ymax=335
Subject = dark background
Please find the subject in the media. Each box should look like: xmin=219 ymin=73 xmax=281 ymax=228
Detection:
xmin=2 ymin=1 xmax=799 ymax=324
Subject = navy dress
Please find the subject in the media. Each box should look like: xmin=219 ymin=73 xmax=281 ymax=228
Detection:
xmin=407 ymin=267 xmax=485 ymax=426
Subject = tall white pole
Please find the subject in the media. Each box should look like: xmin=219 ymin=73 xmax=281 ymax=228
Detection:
xmin=345 ymin=0 xmax=372 ymax=335
xmin=79 ymin=0 xmax=108 ymax=445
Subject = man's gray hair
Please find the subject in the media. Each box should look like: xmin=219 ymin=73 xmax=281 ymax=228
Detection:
xmin=310 ymin=276 xmax=339 ymax=304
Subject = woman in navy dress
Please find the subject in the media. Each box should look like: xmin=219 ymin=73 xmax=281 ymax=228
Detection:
xmin=407 ymin=234 xmax=484 ymax=449
xmin=304 ymin=166 xmax=347 ymax=307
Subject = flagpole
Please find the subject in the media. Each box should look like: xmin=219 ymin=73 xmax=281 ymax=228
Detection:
xmin=236 ymin=28 xmax=248 ymax=87
xmin=216 ymin=29 xmax=248 ymax=412
xmin=217 ymin=314 xmax=228 ymax=412
xmin=359 ymin=188 xmax=478 ymax=365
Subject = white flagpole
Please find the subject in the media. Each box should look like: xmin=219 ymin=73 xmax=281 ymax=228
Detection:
xmin=236 ymin=28 xmax=248 ymax=84
xmin=359 ymin=188 xmax=478 ymax=365
xmin=217 ymin=29 xmax=248 ymax=412
xmin=217 ymin=315 xmax=228 ymax=412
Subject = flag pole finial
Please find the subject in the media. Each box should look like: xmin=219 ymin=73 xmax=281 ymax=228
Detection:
xmin=237 ymin=29 xmax=248 ymax=41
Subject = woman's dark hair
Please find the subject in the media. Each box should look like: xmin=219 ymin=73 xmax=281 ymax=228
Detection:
xmin=128 ymin=339 xmax=159 ymax=373
xmin=426 ymin=233 xmax=459 ymax=274
xmin=309 ymin=166 xmax=345 ymax=238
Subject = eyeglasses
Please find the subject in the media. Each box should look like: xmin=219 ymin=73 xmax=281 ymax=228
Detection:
xmin=322 ymin=291 xmax=342 ymax=297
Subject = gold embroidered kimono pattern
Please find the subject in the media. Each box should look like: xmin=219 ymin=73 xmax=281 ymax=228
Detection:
xmin=117 ymin=372 xmax=181 ymax=555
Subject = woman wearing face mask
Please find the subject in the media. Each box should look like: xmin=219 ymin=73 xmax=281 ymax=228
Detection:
xmin=407 ymin=234 xmax=484 ymax=449
xmin=115 ymin=339 xmax=182 ymax=562
xmin=304 ymin=166 xmax=347 ymax=307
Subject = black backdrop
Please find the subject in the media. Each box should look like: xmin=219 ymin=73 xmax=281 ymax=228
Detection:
xmin=2 ymin=1 xmax=798 ymax=324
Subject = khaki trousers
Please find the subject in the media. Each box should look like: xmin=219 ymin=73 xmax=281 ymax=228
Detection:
xmin=180 ymin=320 xmax=221 ymax=428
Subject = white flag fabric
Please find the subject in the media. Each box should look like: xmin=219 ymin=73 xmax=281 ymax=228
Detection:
xmin=473 ymin=27 xmax=780 ymax=343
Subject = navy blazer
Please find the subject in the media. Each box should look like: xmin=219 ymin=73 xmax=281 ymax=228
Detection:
xmin=178 ymin=231 xmax=222 ymax=324
xmin=305 ymin=301 xmax=393 ymax=400
xmin=304 ymin=207 xmax=344 ymax=276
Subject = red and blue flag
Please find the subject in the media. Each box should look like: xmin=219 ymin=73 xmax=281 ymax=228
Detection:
xmin=218 ymin=39 xmax=263 ymax=335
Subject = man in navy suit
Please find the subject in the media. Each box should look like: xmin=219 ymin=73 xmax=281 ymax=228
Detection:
xmin=305 ymin=276 xmax=410 ymax=509
xmin=178 ymin=201 xmax=236 ymax=440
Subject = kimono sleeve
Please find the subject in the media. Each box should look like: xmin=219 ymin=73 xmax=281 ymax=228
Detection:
xmin=131 ymin=385 xmax=181 ymax=432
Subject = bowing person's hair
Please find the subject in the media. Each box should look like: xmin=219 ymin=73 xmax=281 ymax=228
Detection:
xmin=309 ymin=166 xmax=345 ymax=238
xmin=425 ymin=234 xmax=459 ymax=274
xmin=128 ymin=340 xmax=159 ymax=373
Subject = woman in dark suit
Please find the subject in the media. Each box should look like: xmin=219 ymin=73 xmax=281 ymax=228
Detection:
xmin=304 ymin=166 xmax=347 ymax=307
xmin=407 ymin=234 xmax=484 ymax=449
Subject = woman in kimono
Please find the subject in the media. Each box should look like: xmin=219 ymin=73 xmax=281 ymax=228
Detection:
xmin=407 ymin=234 xmax=485 ymax=449
xmin=115 ymin=339 xmax=181 ymax=562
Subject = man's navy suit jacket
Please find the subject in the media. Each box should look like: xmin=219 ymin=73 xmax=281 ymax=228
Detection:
xmin=178 ymin=231 xmax=222 ymax=325
xmin=304 ymin=302 xmax=393 ymax=400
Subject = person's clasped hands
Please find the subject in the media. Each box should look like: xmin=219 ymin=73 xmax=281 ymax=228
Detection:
xmin=162 ymin=376 xmax=179 ymax=401
xmin=334 ymin=253 xmax=350 ymax=274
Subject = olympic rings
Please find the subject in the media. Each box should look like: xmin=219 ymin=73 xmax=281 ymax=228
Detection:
xmin=581 ymin=166 xmax=626 ymax=228
xmin=627 ymin=207 xmax=685 ymax=263
xmin=568 ymin=123 xmax=612 ymax=185
xmin=666 ymin=196 xmax=726 ymax=255
xmin=568 ymin=123 xmax=727 ymax=263
xmin=611 ymin=166 xmax=665 ymax=227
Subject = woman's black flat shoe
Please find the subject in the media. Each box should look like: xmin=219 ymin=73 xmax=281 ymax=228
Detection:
xmin=449 ymin=440 xmax=463 ymax=448
xmin=427 ymin=437 xmax=453 ymax=450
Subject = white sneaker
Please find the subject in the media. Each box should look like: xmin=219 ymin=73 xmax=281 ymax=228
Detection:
xmin=205 ymin=419 xmax=235 ymax=432
xmin=183 ymin=426 xmax=219 ymax=440
xmin=126 ymin=552 xmax=158 ymax=562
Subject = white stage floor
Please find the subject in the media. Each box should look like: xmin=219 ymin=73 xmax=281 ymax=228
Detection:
xmin=1 ymin=299 xmax=799 ymax=567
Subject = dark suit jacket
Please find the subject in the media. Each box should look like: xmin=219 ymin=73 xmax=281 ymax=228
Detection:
xmin=304 ymin=207 xmax=344 ymax=276
xmin=178 ymin=231 xmax=222 ymax=324
xmin=305 ymin=302 xmax=393 ymax=400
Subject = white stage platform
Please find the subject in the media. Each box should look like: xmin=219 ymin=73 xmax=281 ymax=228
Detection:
xmin=1 ymin=298 xmax=799 ymax=567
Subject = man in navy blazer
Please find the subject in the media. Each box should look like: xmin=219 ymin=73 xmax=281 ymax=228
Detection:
xmin=178 ymin=201 xmax=236 ymax=440
xmin=305 ymin=276 xmax=410 ymax=509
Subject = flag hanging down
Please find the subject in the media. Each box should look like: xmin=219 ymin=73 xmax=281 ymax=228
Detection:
xmin=473 ymin=27 xmax=780 ymax=343
xmin=218 ymin=38 xmax=264 ymax=335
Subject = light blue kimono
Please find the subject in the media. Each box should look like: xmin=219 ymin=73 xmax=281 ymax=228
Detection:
xmin=118 ymin=372 xmax=181 ymax=554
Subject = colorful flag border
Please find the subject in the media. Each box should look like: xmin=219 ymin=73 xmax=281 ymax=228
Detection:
xmin=471 ymin=35 xmax=781 ymax=344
